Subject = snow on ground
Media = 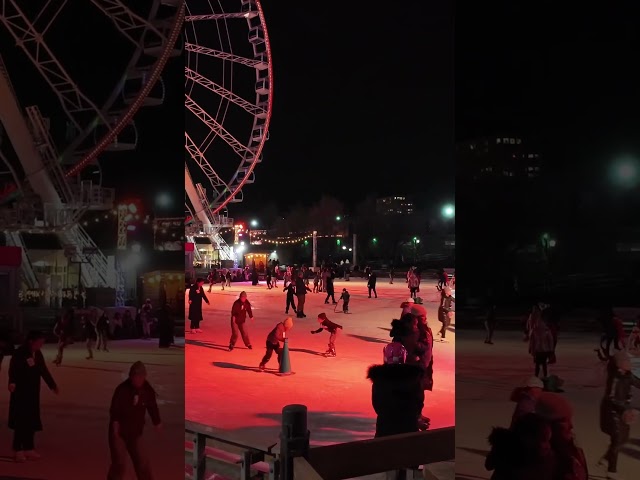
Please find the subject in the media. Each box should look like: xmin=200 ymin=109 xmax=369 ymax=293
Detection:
xmin=185 ymin=278 xmax=455 ymax=450
xmin=0 ymin=339 xmax=185 ymax=479
xmin=455 ymin=330 xmax=640 ymax=479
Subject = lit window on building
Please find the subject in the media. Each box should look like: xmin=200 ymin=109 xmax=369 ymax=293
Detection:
xmin=510 ymin=138 xmax=515 ymax=144
xmin=496 ymin=138 xmax=501 ymax=144
xmin=516 ymin=139 xmax=521 ymax=144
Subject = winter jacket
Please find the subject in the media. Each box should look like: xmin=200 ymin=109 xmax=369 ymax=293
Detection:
xmin=109 ymin=379 xmax=160 ymax=440
xmin=510 ymin=387 xmax=538 ymax=427
xmin=283 ymin=283 xmax=296 ymax=298
xmin=231 ymin=299 xmax=253 ymax=324
xmin=600 ymin=361 xmax=640 ymax=435
xmin=367 ymin=273 xmax=377 ymax=287
xmin=267 ymin=323 xmax=287 ymax=345
xmin=485 ymin=427 xmax=556 ymax=480
xmin=367 ymin=363 xmax=424 ymax=437
xmin=529 ymin=318 xmax=555 ymax=354
xmin=312 ymin=319 xmax=343 ymax=334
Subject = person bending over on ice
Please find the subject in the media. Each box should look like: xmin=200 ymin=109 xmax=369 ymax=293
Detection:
xmin=108 ymin=361 xmax=161 ymax=480
xmin=339 ymin=288 xmax=350 ymax=313
xmin=229 ymin=291 xmax=254 ymax=351
xmin=8 ymin=330 xmax=59 ymax=462
xmin=598 ymin=350 xmax=640 ymax=479
xmin=311 ymin=313 xmax=343 ymax=357
xmin=259 ymin=317 xmax=293 ymax=371
xmin=367 ymin=342 xmax=424 ymax=437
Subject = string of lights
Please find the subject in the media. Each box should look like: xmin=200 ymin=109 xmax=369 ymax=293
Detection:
xmin=252 ymin=233 xmax=345 ymax=244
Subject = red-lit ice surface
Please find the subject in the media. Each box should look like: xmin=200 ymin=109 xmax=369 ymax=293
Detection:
xmin=0 ymin=338 xmax=185 ymax=479
xmin=456 ymin=330 xmax=640 ymax=479
xmin=185 ymin=278 xmax=455 ymax=447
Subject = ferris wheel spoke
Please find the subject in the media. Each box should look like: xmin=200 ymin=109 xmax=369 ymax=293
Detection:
xmin=185 ymin=43 xmax=267 ymax=70
xmin=185 ymin=94 xmax=253 ymax=159
xmin=185 ymin=67 xmax=265 ymax=117
xmin=186 ymin=13 xmax=248 ymax=21
xmin=0 ymin=0 xmax=108 ymax=131
xmin=90 ymin=0 xmax=165 ymax=48
xmin=185 ymin=132 xmax=230 ymax=198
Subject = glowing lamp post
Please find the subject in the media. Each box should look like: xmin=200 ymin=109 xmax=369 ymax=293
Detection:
xmin=610 ymin=158 xmax=639 ymax=188
xmin=441 ymin=204 xmax=455 ymax=219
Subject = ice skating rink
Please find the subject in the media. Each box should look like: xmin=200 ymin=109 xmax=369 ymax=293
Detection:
xmin=185 ymin=278 xmax=455 ymax=447
xmin=455 ymin=330 xmax=640 ymax=479
xmin=0 ymin=339 xmax=185 ymax=479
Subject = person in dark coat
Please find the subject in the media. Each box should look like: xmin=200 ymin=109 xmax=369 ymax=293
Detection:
xmin=229 ymin=291 xmax=254 ymax=351
xmin=108 ymin=361 xmax=161 ymax=479
xmin=367 ymin=271 xmax=378 ymax=298
xmin=83 ymin=314 xmax=98 ymax=360
xmin=157 ymin=304 xmax=175 ymax=348
xmin=485 ymin=413 xmax=556 ymax=480
xmin=53 ymin=309 xmax=75 ymax=366
xmin=283 ymin=282 xmax=297 ymax=315
xmin=8 ymin=330 xmax=59 ymax=461
xmin=598 ymin=350 xmax=640 ymax=476
xmin=484 ymin=304 xmax=497 ymax=344
xmin=97 ymin=312 xmax=110 ymax=352
xmin=367 ymin=347 xmax=424 ymax=437
xmin=188 ymin=278 xmax=209 ymax=334
xmin=259 ymin=317 xmax=293 ymax=370
xmin=311 ymin=313 xmax=343 ymax=357
xmin=323 ymin=270 xmax=337 ymax=305
xmin=295 ymin=273 xmax=312 ymax=318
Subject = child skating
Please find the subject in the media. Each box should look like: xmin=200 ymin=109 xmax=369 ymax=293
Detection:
xmin=311 ymin=313 xmax=343 ymax=357
xmin=337 ymin=288 xmax=350 ymax=313
xmin=283 ymin=282 xmax=297 ymax=315
xmin=259 ymin=317 xmax=293 ymax=371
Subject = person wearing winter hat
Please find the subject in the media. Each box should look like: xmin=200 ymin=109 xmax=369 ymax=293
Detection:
xmin=108 ymin=361 xmax=161 ymax=479
xmin=536 ymin=392 xmax=589 ymax=479
xmin=598 ymin=350 xmax=640 ymax=478
xmin=311 ymin=313 xmax=343 ymax=357
xmin=401 ymin=297 xmax=414 ymax=316
xmin=229 ymin=291 xmax=254 ymax=351
xmin=510 ymin=376 xmax=544 ymax=427
xmin=367 ymin=342 xmax=425 ymax=437
xmin=259 ymin=317 xmax=294 ymax=371
xmin=438 ymin=287 xmax=455 ymax=339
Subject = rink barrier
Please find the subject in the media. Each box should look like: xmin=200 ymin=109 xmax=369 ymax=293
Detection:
xmin=187 ymin=406 xmax=455 ymax=480
xmin=185 ymin=420 xmax=277 ymax=480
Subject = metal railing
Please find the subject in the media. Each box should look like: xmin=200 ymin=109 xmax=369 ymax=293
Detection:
xmin=185 ymin=404 xmax=455 ymax=480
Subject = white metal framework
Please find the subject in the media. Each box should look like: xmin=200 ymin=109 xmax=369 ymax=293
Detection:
xmin=184 ymin=0 xmax=273 ymax=262
xmin=0 ymin=0 xmax=184 ymax=290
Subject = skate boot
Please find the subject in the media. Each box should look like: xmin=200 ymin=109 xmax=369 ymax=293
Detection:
xmin=259 ymin=364 xmax=266 ymax=371
xmin=324 ymin=345 xmax=336 ymax=357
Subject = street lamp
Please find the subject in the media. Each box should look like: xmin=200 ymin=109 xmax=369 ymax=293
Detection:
xmin=156 ymin=192 xmax=171 ymax=208
xmin=441 ymin=204 xmax=455 ymax=219
xmin=250 ymin=219 xmax=258 ymax=227
xmin=336 ymin=216 xmax=341 ymax=221
xmin=610 ymin=157 xmax=639 ymax=189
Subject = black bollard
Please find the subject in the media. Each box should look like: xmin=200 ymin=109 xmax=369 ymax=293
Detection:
xmin=280 ymin=404 xmax=310 ymax=480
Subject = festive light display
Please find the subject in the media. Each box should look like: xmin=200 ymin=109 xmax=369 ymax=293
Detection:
xmin=252 ymin=233 xmax=344 ymax=245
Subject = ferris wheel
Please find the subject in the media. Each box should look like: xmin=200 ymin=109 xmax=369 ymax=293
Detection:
xmin=0 ymin=1 xmax=183 ymax=290
xmin=184 ymin=0 xmax=273 ymax=260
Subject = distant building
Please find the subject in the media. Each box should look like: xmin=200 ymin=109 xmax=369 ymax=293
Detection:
xmin=457 ymin=136 xmax=541 ymax=181
xmin=376 ymin=196 xmax=414 ymax=215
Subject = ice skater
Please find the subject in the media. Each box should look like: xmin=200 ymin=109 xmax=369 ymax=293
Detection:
xmin=97 ymin=312 xmax=110 ymax=352
xmin=338 ymin=288 xmax=350 ymax=313
xmin=598 ymin=351 xmax=640 ymax=478
xmin=140 ymin=299 xmax=153 ymax=339
xmin=53 ymin=309 xmax=74 ymax=366
xmin=83 ymin=315 xmax=97 ymax=360
xmin=311 ymin=313 xmax=342 ymax=357
xmin=108 ymin=361 xmax=162 ymax=479
xmin=283 ymin=282 xmax=297 ymax=315
xmin=229 ymin=291 xmax=254 ymax=351
xmin=259 ymin=317 xmax=293 ymax=371
xmin=367 ymin=271 xmax=378 ymax=298
xmin=438 ymin=287 xmax=455 ymax=339
xmin=188 ymin=278 xmax=210 ymax=334
xmin=484 ymin=304 xmax=497 ymax=344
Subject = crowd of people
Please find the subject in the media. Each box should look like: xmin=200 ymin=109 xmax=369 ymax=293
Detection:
xmin=479 ymin=302 xmax=640 ymax=479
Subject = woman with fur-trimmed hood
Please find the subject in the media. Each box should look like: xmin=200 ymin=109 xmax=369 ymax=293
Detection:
xmin=367 ymin=342 xmax=424 ymax=437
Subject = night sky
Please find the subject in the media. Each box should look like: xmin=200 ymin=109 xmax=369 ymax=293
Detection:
xmin=456 ymin=1 xmax=640 ymax=189
xmin=233 ymin=0 xmax=454 ymax=213
xmin=0 ymin=2 xmax=183 ymax=218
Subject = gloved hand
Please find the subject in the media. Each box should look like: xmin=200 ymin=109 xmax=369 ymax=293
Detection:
xmin=310 ymin=330 xmax=317 ymax=334
xmin=622 ymin=409 xmax=638 ymax=425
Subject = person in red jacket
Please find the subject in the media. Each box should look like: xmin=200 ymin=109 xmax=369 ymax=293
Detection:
xmin=311 ymin=313 xmax=343 ymax=357
xmin=259 ymin=317 xmax=293 ymax=371
xmin=228 ymin=291 xmax=254 ymax=351
xmin=108 ymin=361 xmax=161 ymax=479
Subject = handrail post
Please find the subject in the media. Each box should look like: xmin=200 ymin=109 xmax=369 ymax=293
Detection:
xmin=280 ymin=404 xmax=310 ymax=480
xmin=193 ymin=432 xmax=206 ymax=480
